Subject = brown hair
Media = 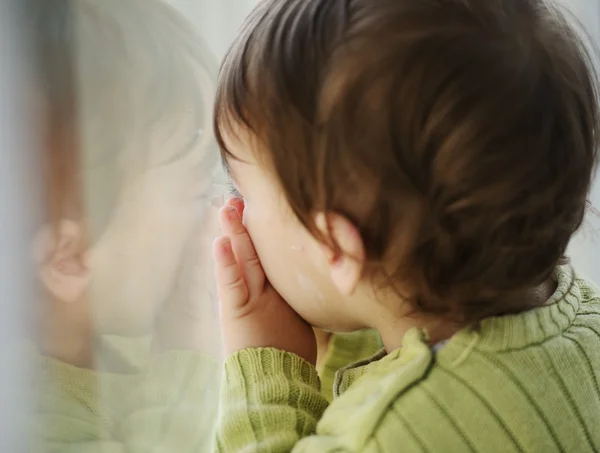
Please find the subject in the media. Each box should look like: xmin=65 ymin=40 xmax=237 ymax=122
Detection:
xmin=215 ymin=0 xmax=600 ymax=324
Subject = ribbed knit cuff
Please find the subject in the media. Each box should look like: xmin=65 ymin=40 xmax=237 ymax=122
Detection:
xmin=224 ymin=347 xmax=321 ymax=391
xmin=219 ymin=348 xmax=328 ymax=451
xmin=223 ymin=348 xmax=325 ymax=418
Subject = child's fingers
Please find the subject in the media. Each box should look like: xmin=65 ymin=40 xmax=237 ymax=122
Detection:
xmin=219 ymin=206 xmax=265 ymax=299
xmin=226 ymin=197 xmax=245 ymax=217
xmin=213 ymin=236 xmax=249 ymax=310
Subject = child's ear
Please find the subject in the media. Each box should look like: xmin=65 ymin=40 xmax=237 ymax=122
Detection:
xmin=314 ymin=212 xmax=365 ymax=296
xmin=32 ymin=220 xmax=90 ymax=303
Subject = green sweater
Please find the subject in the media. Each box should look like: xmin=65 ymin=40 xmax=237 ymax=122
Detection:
xmin=216 ymin=265 xmax=600 ymax=452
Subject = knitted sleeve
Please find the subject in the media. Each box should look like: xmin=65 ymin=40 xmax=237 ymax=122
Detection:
xmin=215 ymin=348 xmax=330 ymax=453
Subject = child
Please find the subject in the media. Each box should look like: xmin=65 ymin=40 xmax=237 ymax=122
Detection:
xmin=212 ymin=0 xmax=600 ymax=451
xmin=25 ymin=0 xmax=222 ymax=450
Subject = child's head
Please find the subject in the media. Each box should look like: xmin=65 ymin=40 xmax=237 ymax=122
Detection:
xmin=215 ymin=0 xmax=599 ymax=334
xmin=28 ymin=0 xmax=218 ymax=336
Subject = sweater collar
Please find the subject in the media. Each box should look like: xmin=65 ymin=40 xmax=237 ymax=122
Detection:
xmin=334 ymin=265 xmax=581 ymax=396
xmin=333 ymin=329 xmax=429 ymax=398
xmin=437 ymin=265 xmax=579 ymax=367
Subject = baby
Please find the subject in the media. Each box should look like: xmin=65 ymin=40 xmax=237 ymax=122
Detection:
xmin=25 ymin=0 xmax=221 ymax=450
xmin=213 ymin=0 xmax=600 ymax=452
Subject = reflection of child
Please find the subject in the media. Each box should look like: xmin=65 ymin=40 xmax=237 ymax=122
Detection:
xmin=213 ymin=0 xmax=600 ymax=452
xmin=26 ymin=0 xmax=221 ymax=450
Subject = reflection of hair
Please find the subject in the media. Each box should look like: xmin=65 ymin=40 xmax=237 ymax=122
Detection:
xmin=215 ymin=0 xmax=600 ymax=323
xmin=25 ymin=0 xmax=217 ymax=238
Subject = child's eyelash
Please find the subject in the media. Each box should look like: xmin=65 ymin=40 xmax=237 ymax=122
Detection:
xmin=193 ymin=179 xmax=241 ymax=202
xmin=228 ymin=181 xmax=242 ymax=198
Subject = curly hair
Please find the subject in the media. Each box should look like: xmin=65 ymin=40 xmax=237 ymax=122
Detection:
xmin=215 ymin=0 xmax=600 ymax=323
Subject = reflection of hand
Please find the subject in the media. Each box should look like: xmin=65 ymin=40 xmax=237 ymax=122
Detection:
xmin=214 ymin=198 xmax=317 ymax=365
xmin=153 ymin=203 xmax=223 ymax=358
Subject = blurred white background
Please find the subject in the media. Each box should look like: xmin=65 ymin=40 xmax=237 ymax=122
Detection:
xmin=562 ymin=0 xmax=600 ymax=283
xmin=168 ymin=0 xmax=257 ymax=59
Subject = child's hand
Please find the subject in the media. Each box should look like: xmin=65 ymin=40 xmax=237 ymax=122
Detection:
xmin=214 ymin=199 xmax=317 ymax=365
